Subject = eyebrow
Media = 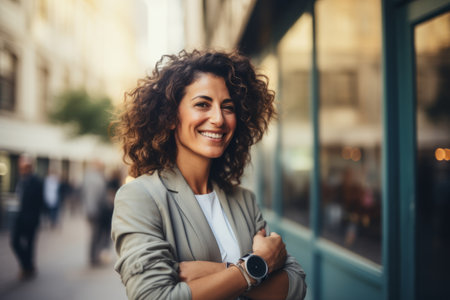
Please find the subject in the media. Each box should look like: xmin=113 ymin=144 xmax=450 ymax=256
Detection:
xmin=191 ymin=95 xmax=233 ymax=103
xmin=191 ymin=95 xmax=213 ymax=101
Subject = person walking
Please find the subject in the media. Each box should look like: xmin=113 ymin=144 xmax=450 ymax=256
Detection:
xmin=81 ymin=160 xmax=107 ymax=266
xmin=43 ymin=169 xmax=61 ymax=228
xmin=100 ymin=169 xmax=121 ymax=247
xmin=10 ymin=154 xmax=44 ymax=280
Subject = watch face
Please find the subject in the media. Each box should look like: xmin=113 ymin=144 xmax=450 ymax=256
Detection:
xmin=247 ymin=255 xmax=267 ymax=279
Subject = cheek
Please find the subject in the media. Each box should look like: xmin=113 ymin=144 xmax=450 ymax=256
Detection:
xmin=227 ymin=115 xmax=237 ymax=133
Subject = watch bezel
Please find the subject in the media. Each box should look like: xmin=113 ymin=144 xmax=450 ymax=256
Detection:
xmin=241 ymin=253 xmax=268 ymax=283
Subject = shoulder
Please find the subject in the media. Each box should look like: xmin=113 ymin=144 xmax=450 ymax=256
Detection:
xmin=116 ymin=172 xmax=164 ymax=198
xmin=113 ymin=173 xmax=167 ymax=225
xmin=114 ymin=171 xmax=172 ymax=210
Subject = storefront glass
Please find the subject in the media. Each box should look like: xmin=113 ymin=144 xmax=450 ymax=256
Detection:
xmin=316 ymin=0 xmax=382 ymax=263
xmin=277 ymin=13 xmax=313 ymax=227
xmin=258 ymin=54 xmax=279 ymax=209
xmin=415 ymin=11 xmax=450 ymax=299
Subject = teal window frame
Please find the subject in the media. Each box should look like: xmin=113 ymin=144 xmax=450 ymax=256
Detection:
xmin=252 ymin=0 xmax=450 ymax=299
xmin=389 ymin=1 xmax=450 ymax=300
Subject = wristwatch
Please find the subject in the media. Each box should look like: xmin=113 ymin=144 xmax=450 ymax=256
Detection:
xmin=239 ymin=253 xmax=268 ymax=286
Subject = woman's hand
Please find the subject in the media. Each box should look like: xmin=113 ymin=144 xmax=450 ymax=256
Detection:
xmin=179 ymin=261 xmax=226 ymax=283
xmin=252 ymin=229 xmax=287 ymax=274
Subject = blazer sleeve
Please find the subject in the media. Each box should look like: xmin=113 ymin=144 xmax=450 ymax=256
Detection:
xmin=111 ymin=181 xmax=191 ymax=300
xmin=250 ymin=191 xmax=307 ymax=300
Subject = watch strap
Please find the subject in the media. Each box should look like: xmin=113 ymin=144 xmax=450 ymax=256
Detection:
xmin=233 ymin=263 xmax=252 ymax=292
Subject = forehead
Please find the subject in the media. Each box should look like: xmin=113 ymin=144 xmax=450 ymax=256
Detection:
xmin=185 ymin=72 xmax=229 ymax=94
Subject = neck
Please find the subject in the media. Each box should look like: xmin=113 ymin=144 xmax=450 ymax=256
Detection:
xmin=176 ymin=154 xmax=212 ymax=195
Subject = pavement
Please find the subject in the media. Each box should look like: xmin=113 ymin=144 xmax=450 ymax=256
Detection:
xmin=0 ymin=211 xmax=127 ymax=300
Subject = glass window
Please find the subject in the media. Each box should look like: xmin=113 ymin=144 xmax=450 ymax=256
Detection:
xmin=258 ymin=54 xmax=279 ymax=209
xmin=415 ymin=12 xmax=450 ymax=299
xmin=38 ymin=65 xmax=50 ymax=120
xmin=0 ymin=48 xmax=18 ymax=112
xmin=316 ymin=0 xmax=382 ymax=264
xmin=277 ymin=13 xmax=313 ymax=227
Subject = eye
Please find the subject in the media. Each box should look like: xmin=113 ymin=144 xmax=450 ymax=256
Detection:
xmin=222 ymin=100 xmax=235 ymax=113
xmin=222 ymin=105 xmax=235 ymax=113
xmin=195 ymin=102 xmax=209 ymax=108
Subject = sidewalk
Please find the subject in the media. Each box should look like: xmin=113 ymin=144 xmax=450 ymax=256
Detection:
xmin=0 ymin=211 xmax=127 ymax=300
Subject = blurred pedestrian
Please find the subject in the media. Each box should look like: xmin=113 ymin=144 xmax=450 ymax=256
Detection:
xmin=10 ymin=154 xmax=44 ymax=280
xmin=102 ymin=169 xmax=121 ymax=238
xmin=93 ymin=169 xmax=122 ymax=263
xmin=43 ymin=169 xmax=61 ymax=228
xmin=81 ymin=160 xmax=107 ymax=266
xmin=111 ymin=50 xmax=306 ymax=299
xmin=57 ymin=171 xmax=73 ymax=216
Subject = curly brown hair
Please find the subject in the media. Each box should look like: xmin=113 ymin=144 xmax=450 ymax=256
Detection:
xmin=113 ymin=49 xmax=275 ymax=191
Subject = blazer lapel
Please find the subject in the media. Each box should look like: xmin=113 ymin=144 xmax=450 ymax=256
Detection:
xmin=159 ymin=167 xmax=222 ymax=262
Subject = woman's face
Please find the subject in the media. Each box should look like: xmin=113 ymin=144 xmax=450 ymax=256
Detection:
xmin=175 ymin=72 xmax=236 ymax=163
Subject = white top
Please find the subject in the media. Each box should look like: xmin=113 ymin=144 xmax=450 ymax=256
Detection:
xmin=44 ymin=174 xmax=59 ymax=207
xmin=194 ymin=191 xmax=241 ymax=263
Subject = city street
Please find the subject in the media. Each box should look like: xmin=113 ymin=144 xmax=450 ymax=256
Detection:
xmin=0 ymin=212 xmax=127 ymax=300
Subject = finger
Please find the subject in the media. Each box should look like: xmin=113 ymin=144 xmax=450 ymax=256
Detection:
xmin=255 ymin=229 xmax=266 ymax=237
xmin=270 ymin=232 xmax=280 ymax=237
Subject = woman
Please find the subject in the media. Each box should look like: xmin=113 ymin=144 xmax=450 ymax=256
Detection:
xmin=111 ymin=50 xmax=306 ymax=300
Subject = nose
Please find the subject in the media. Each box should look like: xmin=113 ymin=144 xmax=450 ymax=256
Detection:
xmin=209 ymin=105 xmax=224 ymax=127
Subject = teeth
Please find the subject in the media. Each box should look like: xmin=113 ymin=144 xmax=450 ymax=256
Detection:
xmin=200 ymin=131 xmax=223 ymax=139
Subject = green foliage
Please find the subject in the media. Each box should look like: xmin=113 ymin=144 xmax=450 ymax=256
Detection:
xmin=49 ymin=89 xmax=114 ymax=142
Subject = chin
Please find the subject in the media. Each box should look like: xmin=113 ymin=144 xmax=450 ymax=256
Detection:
xmin=203 ymin=149 xmax=227 ymax=159
xmin=200 ymin=145 xmax=228 ymax=159
xmin=206 ymin=152 xmax=225 ymax=159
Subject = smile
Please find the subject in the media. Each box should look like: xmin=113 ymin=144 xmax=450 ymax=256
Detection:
xmin=199 ymin=131 xmax=225 ymax=139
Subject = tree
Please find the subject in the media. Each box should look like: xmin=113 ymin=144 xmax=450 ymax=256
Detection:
xmin=49 ymin=89 xmax=114 ymax=142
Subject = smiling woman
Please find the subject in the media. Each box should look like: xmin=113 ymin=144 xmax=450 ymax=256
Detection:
xmin=111 ymin=50 xmax=307 ymax=300
xmin=113 ymin=50 xmax=276 ymax=191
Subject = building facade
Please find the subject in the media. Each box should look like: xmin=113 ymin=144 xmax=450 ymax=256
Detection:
xmin=0 ymin=0 xmax=146 ymax=222
xmin=185 ymin=0 xmax=450 ymax=299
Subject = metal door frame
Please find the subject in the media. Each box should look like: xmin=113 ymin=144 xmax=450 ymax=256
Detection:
xmin=383 ymin=0 xmax=450 ymax=299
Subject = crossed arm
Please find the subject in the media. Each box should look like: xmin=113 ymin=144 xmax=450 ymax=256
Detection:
xmin=112 ymin=183 xmax=306 ymax=300
xmin=178 ymin=229 xmax=290 ymax=300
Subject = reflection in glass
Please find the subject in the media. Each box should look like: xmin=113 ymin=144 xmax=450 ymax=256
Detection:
xmin=258 ymin=54 xmax=279 ymax=209
xmin=277 ymin=13 xmax=313 ymax=227
xmin=317 ymin=0 xmax=382 ymax=263
xmin=415 ymin=12 xmax=450 ymax=299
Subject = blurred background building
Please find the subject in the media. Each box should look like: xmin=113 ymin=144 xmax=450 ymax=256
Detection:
xmin=0 ymin=0 xmax=449 ymax=300
xmin=0 ymin=0 xmax=183 ymax=224
xmin=0 ymin=0 xmax=134 ymax=208
xmin=183 ymin=0 xmax=450 ymax=300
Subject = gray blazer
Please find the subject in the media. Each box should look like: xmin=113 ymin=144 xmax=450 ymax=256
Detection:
xmin=111 ymin=167 xmax=306 ymax=300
